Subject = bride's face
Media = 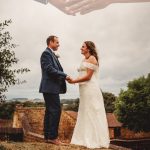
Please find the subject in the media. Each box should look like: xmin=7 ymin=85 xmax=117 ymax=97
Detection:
xmin=81 ymin=43 xmax=89 ymax=55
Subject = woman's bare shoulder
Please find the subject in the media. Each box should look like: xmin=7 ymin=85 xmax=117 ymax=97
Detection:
xmin=87 ymin=55 xmax=98 ymax=65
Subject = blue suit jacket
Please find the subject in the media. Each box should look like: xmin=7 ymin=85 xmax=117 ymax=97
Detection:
xmin=39 ymin=47 xmax=67 ymax=94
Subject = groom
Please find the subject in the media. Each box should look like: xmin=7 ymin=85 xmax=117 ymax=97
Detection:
xmin=39 ymin=35 xmax=69 ymax=145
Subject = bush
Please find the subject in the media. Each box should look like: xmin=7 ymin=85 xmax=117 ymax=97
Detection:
xmin=115 ymin=73 xmax=150 ymax=132
xmin=102 ymin=92 xmax=117 ymax=113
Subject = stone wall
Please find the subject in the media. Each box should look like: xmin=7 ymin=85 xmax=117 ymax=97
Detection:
xmin=12 ymin=106 xmax=150 ymax=142
xmin=0 ymin=119 xmax=12 ymax=127
xmin=121 ymin=128 xmax=150 ymax=139
xmin=13 ymin=107 xmax=44 ymax=134
xmin=109 ymin=128 xmax=114 ymax=139
xmin=12 ymin=106 xmax=76 ymax=142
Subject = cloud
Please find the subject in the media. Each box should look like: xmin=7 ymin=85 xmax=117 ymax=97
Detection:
xmin=1 ymin=0 xmax=150 ymax=99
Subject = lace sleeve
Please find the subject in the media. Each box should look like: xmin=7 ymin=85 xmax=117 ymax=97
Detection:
xmin=83 ymin=62 xmax=98 ymax=70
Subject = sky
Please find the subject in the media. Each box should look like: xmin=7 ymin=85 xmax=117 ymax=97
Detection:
xmin=0 ymin=0 xmax=150 ymax=100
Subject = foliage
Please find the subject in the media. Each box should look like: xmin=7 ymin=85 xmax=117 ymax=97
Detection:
xmin=0 ymin=145 xmax=7 ymax=150
xmin=0 ymin=101 xmax=44 ymax=119
xmin=61 ymin=98 xmax=79 ymax=112
xmin=115 ymin=73 xmax=150 ymax=132
xmin=0 ymin=101 xmax=21 ymax=119
xmin=102 ymin=92 xmax=117 ymax=113
xmin=0 ymin=20 xmax=30 ymax=101
xmin=23 ymin=101 xmax=44 ymax=107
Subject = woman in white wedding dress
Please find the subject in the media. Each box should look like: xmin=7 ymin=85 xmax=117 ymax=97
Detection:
xmin=68 ymin=41 xmax=110 ymax=149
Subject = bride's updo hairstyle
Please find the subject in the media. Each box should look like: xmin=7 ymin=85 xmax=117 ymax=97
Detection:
xmin=84 ymin=41 xmax=99 ymax=63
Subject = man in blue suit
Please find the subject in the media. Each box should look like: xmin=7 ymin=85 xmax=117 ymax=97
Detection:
xmin=39 ymin=35 xmax=69 ymax=145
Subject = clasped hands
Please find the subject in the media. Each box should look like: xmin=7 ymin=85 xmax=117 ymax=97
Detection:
xmin=66 ymin=76 xmax=75 ymax=84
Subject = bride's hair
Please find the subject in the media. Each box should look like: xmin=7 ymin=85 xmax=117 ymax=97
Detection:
xmin=84 ymin=41 xmax=99 ymax=63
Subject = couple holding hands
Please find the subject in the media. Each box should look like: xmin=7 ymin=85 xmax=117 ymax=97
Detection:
xmin=39 ymin=35 xmax=110 ymax=149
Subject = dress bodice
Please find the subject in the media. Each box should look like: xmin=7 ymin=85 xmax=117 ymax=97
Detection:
xmin=77 ymin=61 xmax=99 ymax=84
xmin=78 ymin=61 xmax=98 ymax=71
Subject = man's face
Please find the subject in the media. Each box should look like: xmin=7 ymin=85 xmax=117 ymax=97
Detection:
xmin=50 ymin=37 xmax=60 ymax=51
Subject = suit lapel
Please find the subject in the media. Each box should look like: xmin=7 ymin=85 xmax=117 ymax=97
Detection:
xmin=51 ymin=52 xmax=63 ymax=71
xmin=45 ymin=48 xmax=63 ymax=71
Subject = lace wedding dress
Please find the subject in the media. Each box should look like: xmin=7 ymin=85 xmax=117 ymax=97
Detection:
xmin=71 ymin=61 xmax=110 ymax=148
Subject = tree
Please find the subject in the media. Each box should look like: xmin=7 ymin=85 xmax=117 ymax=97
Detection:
xmin=0 ymin=20 xmax=30 ymax=101
xmin=61 ymin=98 xmax=79 ymax=112
xmin=0 ymin=101 xmax=21 ymax=119
xmin=102 ymin=92 xmax=117 ymax=113
xmin=115 ymin=73 xmax=150 ymax=132
xmin=0 ymin=101 xmax=45 ymax=119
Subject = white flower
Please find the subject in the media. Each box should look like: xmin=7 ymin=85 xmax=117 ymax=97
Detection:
xmin=53 ymin=52 xmax=60 ymax=58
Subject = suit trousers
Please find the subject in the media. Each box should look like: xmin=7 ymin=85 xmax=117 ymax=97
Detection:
xmin=43 ymin=93 xmax=61 ymax=140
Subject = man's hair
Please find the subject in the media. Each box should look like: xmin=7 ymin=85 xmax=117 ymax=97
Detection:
xmin=46 ymin=35 xmax=58 ymax=46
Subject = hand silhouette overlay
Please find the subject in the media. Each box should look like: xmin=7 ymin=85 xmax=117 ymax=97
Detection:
xmin=35 ymin=0 xmax=150 ymax=15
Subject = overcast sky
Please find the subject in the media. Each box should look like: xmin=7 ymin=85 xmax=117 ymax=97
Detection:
xmin=1 ymin=0 xmax=150 ymax=100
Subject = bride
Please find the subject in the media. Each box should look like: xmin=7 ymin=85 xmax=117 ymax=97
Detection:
xmin=67 ymin=41 xmax=110 ymax=148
